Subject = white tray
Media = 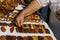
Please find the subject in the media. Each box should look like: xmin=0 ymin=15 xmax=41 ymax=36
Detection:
xmin=0 ymin=21 xmax=57 ymax=40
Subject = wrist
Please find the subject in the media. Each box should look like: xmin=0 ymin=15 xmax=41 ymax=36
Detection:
xmin=18 ymin=14 xmax=24 ymax=18
xmin=20 ymin=12 xmax=25 ymax=17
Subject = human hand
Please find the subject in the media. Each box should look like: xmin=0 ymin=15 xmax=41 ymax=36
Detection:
xmin=16 ymin=14 xmax=24 ymax=27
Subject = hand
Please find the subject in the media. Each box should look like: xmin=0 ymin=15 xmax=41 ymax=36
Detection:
xmin=16 ymin=14 xmax=24 ymax=27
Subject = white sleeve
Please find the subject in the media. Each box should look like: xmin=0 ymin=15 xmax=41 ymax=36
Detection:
xmin=36 ymin=0 xmax=49 ymax=7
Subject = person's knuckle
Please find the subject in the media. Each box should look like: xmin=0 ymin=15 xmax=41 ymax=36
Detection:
xmin=16 ymin=17 xmax=19 ymax=20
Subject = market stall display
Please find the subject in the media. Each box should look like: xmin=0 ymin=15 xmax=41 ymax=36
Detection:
xmin=0 ymin=0 xmax=57 ymax=40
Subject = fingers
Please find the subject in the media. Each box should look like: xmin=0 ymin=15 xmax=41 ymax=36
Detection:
xmin=16 ymin=17 xmax=24 ymax=27
xmin=17 ymin=20 xmax=21 ymax=27
xmin=21 ymin=18 xmax=24 ymax=26
xmin=16 ymin=18 xmax=21 ymax=27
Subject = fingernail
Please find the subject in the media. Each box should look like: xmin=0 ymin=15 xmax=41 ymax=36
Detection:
xmin=19 ymin=24 xmax=21 ymax=27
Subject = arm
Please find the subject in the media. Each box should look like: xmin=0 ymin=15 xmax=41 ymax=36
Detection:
xmin=20 ymin=0 xmax=42 ymax=16
xmin=16 ymin=0 xmax=42 ymax=27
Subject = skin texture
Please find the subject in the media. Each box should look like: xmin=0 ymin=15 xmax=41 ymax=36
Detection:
xmin=16 ymin=0 xmax=41 ymax=27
